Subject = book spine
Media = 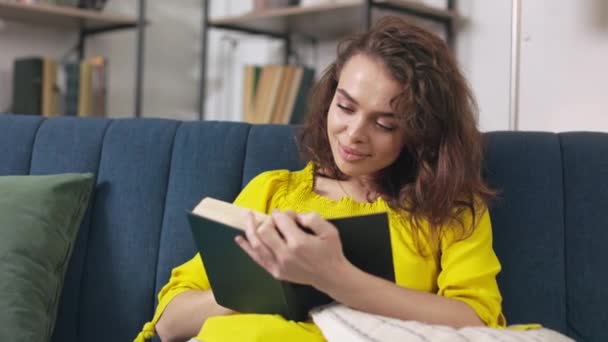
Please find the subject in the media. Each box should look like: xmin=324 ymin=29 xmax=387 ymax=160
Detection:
xmin=288 ymin=67 xmax=315 ymax=125
xmin=11 ymin=57 xmax=43 ymax=115
xmin=64 ymin=62 xmax=80 ymax=116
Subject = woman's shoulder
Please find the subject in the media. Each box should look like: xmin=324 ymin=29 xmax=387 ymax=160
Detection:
xmin=234 ymin=163 xmax=313 ymax=212
xmin=240 ymin=162 xmax=314 ymax=203
xmin=439 ymin=198 xmax=493 ymax=247
xmin=247 ymin=162 xmax=313 ymax=187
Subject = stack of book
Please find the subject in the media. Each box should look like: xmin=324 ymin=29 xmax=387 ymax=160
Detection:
xmin=242 ymin=64 xmax=315 ymax=125
xmin=252 ymin=0 xmax=299 ymax=11
xmin=12 ymin=0 xmax=107 ymax=10
xmin=11 ymin=56 xmax=108 ymax=117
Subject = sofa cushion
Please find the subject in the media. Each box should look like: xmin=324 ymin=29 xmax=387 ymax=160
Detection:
xmin=483 ymin=132 xmax=566 ymax=332
xmin=76 ymin=119 xmax=180 ymax=342
xmin=0 ymin=114 xmax=42 ymax=175
xmin=0 ymin=173 xmax=94 ymax=342
xmin=560 ymin=132 xmax=608 ymax=341
xmin=154 ymin=121 xmax=251 ymax=298
xmin=29 ymin=117 xmax=110 ymax=342
xmin=242 ymin=124 xmax=304 ymax=185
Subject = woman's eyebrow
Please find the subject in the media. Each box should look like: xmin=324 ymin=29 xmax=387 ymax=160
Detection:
xmin=336 ymin=88 xmax=358 ymax=105
xmin=337 ymin=88 xmax=396 ymax=117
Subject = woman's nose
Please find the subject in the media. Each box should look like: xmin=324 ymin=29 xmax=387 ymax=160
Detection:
xmin=346 ymin=118 xmax=367 ymax=144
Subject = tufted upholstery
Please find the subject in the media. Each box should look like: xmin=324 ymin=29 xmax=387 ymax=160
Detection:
xmin=0 ymin=114 xmax=606 ymax=341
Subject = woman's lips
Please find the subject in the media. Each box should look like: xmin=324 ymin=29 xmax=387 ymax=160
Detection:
xmin=338 ymin=143 xmax=369 ymax=162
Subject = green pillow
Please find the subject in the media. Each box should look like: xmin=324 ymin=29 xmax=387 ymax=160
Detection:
xmin=0 ymin=173 xmax=94 ymax=342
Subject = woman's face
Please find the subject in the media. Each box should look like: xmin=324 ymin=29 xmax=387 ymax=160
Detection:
xmin=327 ymin=54 xmax=406 ymax=180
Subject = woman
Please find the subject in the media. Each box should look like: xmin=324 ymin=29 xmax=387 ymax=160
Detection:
xmin=135 ymin=16 xmax=505 ymax=342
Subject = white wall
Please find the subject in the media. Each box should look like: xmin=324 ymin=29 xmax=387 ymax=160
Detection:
xmin=0 ymin=0 xmax=606 ymax=132
xmin=456 ymin=0 xmax=512 ymax=132
xmin=518 ymin=0 xmax=608 ymax=132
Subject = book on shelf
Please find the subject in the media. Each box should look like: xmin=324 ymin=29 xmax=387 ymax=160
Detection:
xmin=283 ymin=66 xmax=315 ymax=125
xmin=253 ymin=65 xmax=285 ymax=124
xmin=91 ymin=57 xmax=107 ymax=116
xmin=11 ymin=57 xmax=42 ymax=115
xmin=77 ymin=0 xmax=107 ymax=10
xmin=299 ymin=0 xmax=355 ymax=6
xmin=269 ymin=65 xmax=295 ymax=124
xmin=253 ymin=0 xmax=299 ymax=11
xmin=11 ymin=57 xmax=59 ymax=116
xmin=10 ymin=55 xmax=107 ymax=117
xmin=41 ymin=57 xmax=59 ymax=117
xmin=62 ymin=62 xmax=80 ymax=116
xmin=36 ymin=0 xmax=108 ymax=10
xmin=186 ymin=197 xmax=395 ymax=321
xmin=79 ymin=56 xmax=107 ymax=117
xmin=242 ymin=64 xmax=315 ymax=125
xmin=242 ymin=65 xmax=262 ymax=123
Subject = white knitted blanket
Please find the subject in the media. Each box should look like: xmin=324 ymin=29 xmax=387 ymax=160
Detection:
xmin=311 ymin=304 xmax=575 ymax=342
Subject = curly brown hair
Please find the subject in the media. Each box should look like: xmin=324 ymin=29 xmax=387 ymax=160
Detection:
xmin=298 ymin=16 xmax=496 ymax=254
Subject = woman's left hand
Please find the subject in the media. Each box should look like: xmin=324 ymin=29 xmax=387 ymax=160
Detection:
xmin=235 ymin=210 xmax=351 ymax=290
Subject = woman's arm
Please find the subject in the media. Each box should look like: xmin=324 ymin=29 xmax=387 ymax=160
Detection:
xmin=155 ymin=290 xmax=233 ymax=342
xmin=318 ymin=262 xmax=483 ymax=327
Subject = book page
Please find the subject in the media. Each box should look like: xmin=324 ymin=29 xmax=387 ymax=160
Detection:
xmin=192 ymin=197 xmax=268 ymax=231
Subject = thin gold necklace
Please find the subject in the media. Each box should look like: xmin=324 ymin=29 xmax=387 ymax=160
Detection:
xmin=337 ymin=180 xmax=377 ymax=203
xmin=337 ymin=180 xmax=352 ymax=199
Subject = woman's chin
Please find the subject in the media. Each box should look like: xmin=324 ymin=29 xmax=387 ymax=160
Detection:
xmin=335 ymin=160 xmax=368 ymax=178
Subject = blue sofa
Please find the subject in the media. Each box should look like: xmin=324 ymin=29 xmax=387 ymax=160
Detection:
xmin=0 ymin=114 xmax=606 ymax=342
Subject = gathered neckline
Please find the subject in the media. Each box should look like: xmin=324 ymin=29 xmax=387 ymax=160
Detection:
xmin=296 ymin=162 xmax=387 ymax=212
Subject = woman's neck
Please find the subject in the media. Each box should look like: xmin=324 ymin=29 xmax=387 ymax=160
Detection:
xmin=314 ymin=164 xmax=380 ymax=203
xmin=337 ymin=178 xmax=379 ymax=203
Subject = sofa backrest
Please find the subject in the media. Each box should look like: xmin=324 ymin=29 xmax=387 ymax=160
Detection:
xmin=0 ymin=115 xmax=606 ymax=341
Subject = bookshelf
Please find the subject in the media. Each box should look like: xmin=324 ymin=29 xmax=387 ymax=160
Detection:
xmin=0 ymin=1 xmax=137 ymax=30
xmin=209 ymin=1 xmax=455 ymax=41
xmin=199 ymin=0 xmax=457 ymax=120
xmin=0 ymin=0 xmax=147 ymax=117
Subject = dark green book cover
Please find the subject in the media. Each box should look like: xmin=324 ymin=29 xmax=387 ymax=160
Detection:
xmin=63 ymin=62 xmax=80 ymax=116
xmin=187 ymin=208 xmax=394 ymax=321
xmin=11 ymin=57 xmax=43 ymax=115
xmin=288 ymin=66 xmax=315 ymax=125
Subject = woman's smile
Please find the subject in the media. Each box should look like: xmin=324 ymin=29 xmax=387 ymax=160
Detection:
xmin=338 ymin=142 xmax=370 ymax=162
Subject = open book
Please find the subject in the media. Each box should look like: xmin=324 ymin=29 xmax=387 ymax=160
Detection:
xmin=186 ymin=197 xmax=395 ymax=321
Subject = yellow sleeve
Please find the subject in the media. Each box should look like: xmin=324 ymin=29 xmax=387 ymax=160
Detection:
xmin=198 ymin=315 xmax=324 ymax=341
xmin=133 ymin=254 xmax=209 ymax=341
xmin=436 ymin=207 xmax=507 ymax=327
xmin=134 ymin=169 xmax=290 ymax=341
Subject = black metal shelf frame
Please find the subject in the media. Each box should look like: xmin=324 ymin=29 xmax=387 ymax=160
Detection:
xmin=198 ymin=0 xmax=455 ymax=121
xmin=76 ymin=0 xmax=147 ymax=118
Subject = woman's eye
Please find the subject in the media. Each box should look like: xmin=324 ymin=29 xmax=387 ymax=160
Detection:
xmin=376 ymin=122 xmax=396 ymax=131
xmin=337 ymin=104 xmax=353 ymax=113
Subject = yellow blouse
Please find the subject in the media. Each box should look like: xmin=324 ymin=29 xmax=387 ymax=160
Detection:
xmin=134 ymin=162 xmax=506 ymax=342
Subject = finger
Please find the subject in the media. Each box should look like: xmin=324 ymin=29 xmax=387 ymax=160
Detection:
xmin=242 ymin=210 xmax=255 ymax=234
xmin=256 ymin=213 xmax=287 ymax=253
xmin=282 ymin=210 xmax=298 ymax=220
xmin=296 ymin=212 xmax=335 ymax=236
xmin=235 ymin=235 xmax=272 ymax=270
xmin=244 ymin=212 xmax=276 ymax=264
xmin=272 ymin=210 xmax=307 ymax=245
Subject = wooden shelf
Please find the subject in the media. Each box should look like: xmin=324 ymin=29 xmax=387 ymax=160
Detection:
xmin=0 ymin=1 xmax=138 ymax=31
xmin=209 ymin=0 xmax=456 ymax=40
